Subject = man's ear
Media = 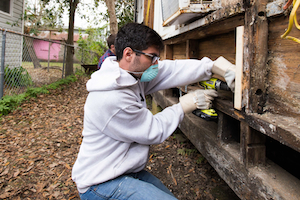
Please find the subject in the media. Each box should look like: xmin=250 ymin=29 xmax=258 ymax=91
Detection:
xmin=110 ymin=45 xmax=115 ymax=54
xmin=123 ymin=47 xmax=134 ymax=63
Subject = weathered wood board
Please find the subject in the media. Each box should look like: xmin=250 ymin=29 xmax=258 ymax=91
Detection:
xmin=198 ymin=31 xmax=236 ymax=62
xmin=267 ymin=9 xmax=300 ymax=120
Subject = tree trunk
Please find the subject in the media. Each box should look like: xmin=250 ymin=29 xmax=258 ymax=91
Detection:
xmin=24 ymin=37 xmax=41 ymax=69
xmin=105 ymin=0 xmax=118 ymax=34
xmin=65 ymin=0 xmax=79 ymax=77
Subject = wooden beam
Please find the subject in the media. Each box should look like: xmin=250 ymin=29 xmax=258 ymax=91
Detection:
xmin=143 ymin=0 xmax=155 ymax=28
xmin=243 ymin=0 xmax=269 ymax=114
xmin=164 ymin=14 xmax=244 ymax=45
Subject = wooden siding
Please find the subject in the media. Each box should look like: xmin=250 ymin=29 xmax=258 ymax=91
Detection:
xmin=198 ymin=32 xmax=236 ymax=63
xmin=267 ymin=9 xmax=300 ymax=120
xmin=0 ymin=0 xmax=24 ymax=33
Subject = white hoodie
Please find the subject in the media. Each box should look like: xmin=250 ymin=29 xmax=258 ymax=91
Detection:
xmin=72 ymin=56 xmax=214 ymax=193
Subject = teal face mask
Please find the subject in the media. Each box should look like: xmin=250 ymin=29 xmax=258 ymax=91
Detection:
xmin=140 ymin=64 xmax=159 ymax=82
xmin=126 ymin=64 xmax=159 ymax=82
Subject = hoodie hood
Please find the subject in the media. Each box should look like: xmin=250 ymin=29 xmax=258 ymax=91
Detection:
xmin=86 ymin=56 xmax=138 ymax=92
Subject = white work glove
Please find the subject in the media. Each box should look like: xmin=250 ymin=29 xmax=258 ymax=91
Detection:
xmin=212 ymin=56 xmax=236 ymax=92
xmin=179 ymin=89 xmax=218 ymax=114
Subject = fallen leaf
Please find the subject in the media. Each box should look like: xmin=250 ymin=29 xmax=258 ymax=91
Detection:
xmin=65 ymin=163 xmax=71 ymax=169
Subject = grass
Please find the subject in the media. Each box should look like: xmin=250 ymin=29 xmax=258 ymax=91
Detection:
xmin=0 ymin=69 xmax=87 ymax=117
xmin=22 ymin=61 xmax=83 ymax=71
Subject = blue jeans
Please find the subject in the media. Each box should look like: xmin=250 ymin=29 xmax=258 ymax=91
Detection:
xmin=79 ymin=170 xmax=177 ymax=200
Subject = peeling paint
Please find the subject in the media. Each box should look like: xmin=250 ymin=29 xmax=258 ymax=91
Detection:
xmin=269 ymin=124 xmax=277 ymax=133
xmin=266 ymin=0 xmax=285 ymax=17
xmin=259 ymin=126 xmax=266 ymax=134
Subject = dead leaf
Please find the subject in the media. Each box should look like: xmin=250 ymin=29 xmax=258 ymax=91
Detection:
xmin=49 ymin=162 xmax=59 ymax=168
xmin=13 ymin=169 xmax=20 ymax=177
xmin=46 ymin=183 xmax=60 ymax=192
xmin=65 ymin=163 xmax=71 ymax=169
xmin=0 ymin=168 xmax=9 ymax=176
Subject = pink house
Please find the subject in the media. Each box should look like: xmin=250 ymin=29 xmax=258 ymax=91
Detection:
xmin=33 ymin=31 xmax=88 ymax=62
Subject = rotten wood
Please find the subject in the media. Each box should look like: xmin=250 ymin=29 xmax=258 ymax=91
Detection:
xmin=217 ymin=112 xmax=240 ymax=144
xmin=164 ymin=14 xmax=244 ymax=46
xmin=240 ymin=121 xmax=266 ymax=167
xmin=243 ymin=0 xmax=269 ymax=114
xmin=267 ymin=8 xmax=300 ymax=120
xmin=214 ymin=98 xmax=300 ymax=153
xmin=152 ymin=90 xmax=300 ymax=200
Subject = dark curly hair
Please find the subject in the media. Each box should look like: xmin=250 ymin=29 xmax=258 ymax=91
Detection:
xmin=115 ymin=23 xmax=164 ymax=61
xmin=107 ymin=34 xmax=116 ymax=49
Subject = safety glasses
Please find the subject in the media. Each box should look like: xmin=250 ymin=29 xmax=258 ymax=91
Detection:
xmin=133 ymin=49 xmax=160 ymax=64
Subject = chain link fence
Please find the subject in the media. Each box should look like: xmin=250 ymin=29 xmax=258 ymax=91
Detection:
xmin=0 ymin=29 xmax=99 ymax=99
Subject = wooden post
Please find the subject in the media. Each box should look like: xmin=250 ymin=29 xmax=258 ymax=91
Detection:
xmin=217 ymin=112 xmax=240 ymax=144
xmin=163 ymin=44 xmax=174 ymax=97
xmin=217 ymin=112 xmax=233 ymax=143
xmin=164 ymin=44 xmax=173 ymax=60
xmin=243 ymin=0 xmax=269 ymax=114
xmin=186 ymin=39 xmax=199 ymax=59
xmin=240 ymin=121 xmax=266 ymax=167
xmin=143 ymin=0 xmax=155 ymax=29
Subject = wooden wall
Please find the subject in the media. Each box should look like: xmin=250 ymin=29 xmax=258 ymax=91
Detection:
xmin=198 ymin=31 xmax=236 ymax=63
xmin=162 ymin=31 xmax=236 ymax=62
xmin=267 ymin=9 xmax=300 ymax=120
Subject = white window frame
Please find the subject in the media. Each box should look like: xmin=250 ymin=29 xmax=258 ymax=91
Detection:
xmin=0 ymin=0 xmax=13 ymax=16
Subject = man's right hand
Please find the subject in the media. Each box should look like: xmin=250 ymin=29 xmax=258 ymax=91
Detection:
xmin=212 ymin=56 xmax=236 ymax=92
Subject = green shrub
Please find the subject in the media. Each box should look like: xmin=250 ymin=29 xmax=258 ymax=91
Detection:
xmin=4 ymin=66 xmax=33 ymax=87
xmin=26 ymin=86 xmax=49 ymax=98
xmin=0 ymin=74 xmax=79 ymax=116
xmin=0 ymin=94 xmax=26 ymax=116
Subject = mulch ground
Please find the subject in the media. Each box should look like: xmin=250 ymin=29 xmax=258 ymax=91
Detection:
xmin=0 ymin=75 xmax=240 ymax=200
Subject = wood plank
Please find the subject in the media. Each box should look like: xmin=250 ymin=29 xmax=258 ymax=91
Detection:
xmin=173 ymin=43 xmax=186 ymax=59
xmin=164 ymin=14 xmax=244 ymax=46
xmin=198 ymin=31 xmax=235 ymax=62
xmin=243 ymin=0 xmax=269 ymax=114
xmin=234 ymin=26 xmax=244 ymax=110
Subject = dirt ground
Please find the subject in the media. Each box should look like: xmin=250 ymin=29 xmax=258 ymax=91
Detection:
xmin=0 ymin=75 xmax=240 ymax=200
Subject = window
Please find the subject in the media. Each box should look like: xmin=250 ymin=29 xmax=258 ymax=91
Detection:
xmin=0 ymin=0 xmax=11 ymax=14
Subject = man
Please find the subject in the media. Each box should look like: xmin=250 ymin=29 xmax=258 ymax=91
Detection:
xmin=72 ymin=22 xmax=235 ymax=200
xmin=97 ymin=34 xmax=116 ymax=69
